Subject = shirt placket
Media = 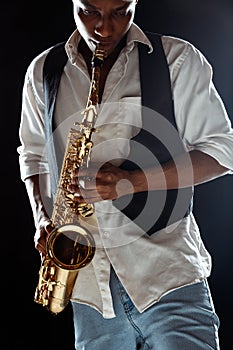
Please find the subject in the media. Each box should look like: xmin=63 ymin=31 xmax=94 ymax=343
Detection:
xmin=92 ymin=245 xmax=116 ymax=318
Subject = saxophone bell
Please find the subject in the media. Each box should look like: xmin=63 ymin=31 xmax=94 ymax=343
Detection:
xmin=47 ymin=223 xmax=95 ymax=271
xmin=34 ymin=223 xmax=96 ymax=314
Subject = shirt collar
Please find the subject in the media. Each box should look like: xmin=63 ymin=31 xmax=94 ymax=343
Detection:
xmin=127 ymin=23 xmax=153 ymax=54
xmin=65 ymin=22 xmax=153 ymax=63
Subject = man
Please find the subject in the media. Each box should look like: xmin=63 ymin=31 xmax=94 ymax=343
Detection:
xmin=18 ymin=0 xmax=233 ymax=349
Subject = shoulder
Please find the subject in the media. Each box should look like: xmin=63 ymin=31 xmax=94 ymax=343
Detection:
xmin=22 ymin=47 xmax=52 ymax=99
xmin=26 ymin=47 xmax=52 ymax=77
xmin=159 ymin=35 xmax=213 ymax=82
xmin=25 ymin=44 xmax=66 ymax=85
xmin=161 ymin=34 xmax=211 ymax=64
xmin=22 ymin=45 xmax=61 ymax=105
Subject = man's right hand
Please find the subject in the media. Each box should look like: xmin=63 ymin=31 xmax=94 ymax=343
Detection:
xmin=34 ymin=219 xmax=54 ymax=257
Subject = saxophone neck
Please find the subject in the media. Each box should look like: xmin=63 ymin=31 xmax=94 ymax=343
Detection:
xmin=91 ymin=46 xmax=107 ymax=69
xmin=85 ymin=45 xmax=107 ymax=110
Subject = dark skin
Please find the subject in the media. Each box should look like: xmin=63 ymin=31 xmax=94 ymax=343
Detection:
xmin=24 ymin=0 xmax=229 ymax=256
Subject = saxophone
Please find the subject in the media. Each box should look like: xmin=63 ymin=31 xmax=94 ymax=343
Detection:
xmin=34 ymin=45 xmax=106 ymax=314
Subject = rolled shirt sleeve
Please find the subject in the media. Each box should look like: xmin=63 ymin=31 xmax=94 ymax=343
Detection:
xmin=17 ymin=54 xmax=50 ymax=181
xmin=166 ymin=36 xmax=233 ymax=172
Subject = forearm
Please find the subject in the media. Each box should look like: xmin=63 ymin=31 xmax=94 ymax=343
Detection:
xmin=69 ymin=150 xmax=229 ymax=202
xmin=129 ymin=150 xmax=229 ymax=193
xmin=24 ymin=174 xmax=52 ymax=228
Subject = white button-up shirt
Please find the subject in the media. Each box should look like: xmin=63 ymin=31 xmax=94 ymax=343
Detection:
xmin=18 ymin=23 xmax=233 ymax=318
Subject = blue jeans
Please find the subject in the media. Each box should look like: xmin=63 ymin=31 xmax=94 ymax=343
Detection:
xmin=71 ymin=269 xmax=220 ymax=349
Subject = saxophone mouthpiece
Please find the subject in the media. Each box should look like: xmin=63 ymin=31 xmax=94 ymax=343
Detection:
xmin=91 ymin=44 xmax=107 ymax=68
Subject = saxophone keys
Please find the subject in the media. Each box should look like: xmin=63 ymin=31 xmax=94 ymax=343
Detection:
xmin=77 ymin=203 xmax=94 ymax=217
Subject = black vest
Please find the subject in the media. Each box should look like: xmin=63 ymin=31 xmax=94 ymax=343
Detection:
xmin=43 ymin=32 xmax=193 ymax=236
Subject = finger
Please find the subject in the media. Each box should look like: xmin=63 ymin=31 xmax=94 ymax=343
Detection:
xmin=39 ymin=252 xmax=47 ymax=261
xmin=82 ymin=176 xmax=96 ymax=189
xmin=34 ymin=223 xmax=53 ymax=255
xmin=44 ymin=222 xmax=54 ymax=234
xmin=70 ymin=176 xmax=96 ymax=190
xmin=36 ymin=239 xmax=47 ymax=256
xmin=73 ymin=188 xmax=103 ymax=203
xmin=72 ymin=165 xmax=97 ymax=177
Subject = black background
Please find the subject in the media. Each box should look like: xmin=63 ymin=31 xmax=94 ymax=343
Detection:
xmin=2 ymin=0 xmax=233 ymax=349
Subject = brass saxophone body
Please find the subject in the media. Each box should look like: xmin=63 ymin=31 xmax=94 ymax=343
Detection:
xmin=34 ymin=45 xmax=106 ymax=314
